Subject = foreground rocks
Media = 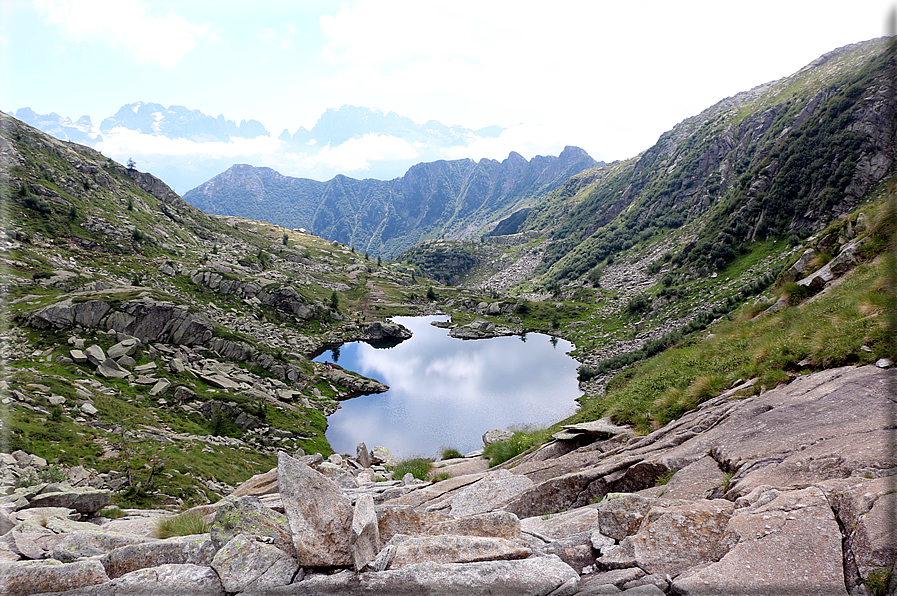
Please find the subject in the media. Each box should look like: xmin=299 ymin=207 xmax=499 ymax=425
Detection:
xmin=1 ymin=365 xmax=893 ymax=595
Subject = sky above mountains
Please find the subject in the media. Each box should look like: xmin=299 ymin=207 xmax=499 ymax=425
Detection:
xmin=2 ymin=1 xmax=895 ymax=184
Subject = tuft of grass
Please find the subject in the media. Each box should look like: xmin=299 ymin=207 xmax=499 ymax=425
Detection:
xmin=865 ymin=566 xmax=893 ymax=596
xmin=483 ymin=427 xmax=549 ymax=467
xmin=439 ymin=447 xmax=464 ymax=460
xmin=655 ymin=469 xmax=678 ymax=486
xmin=154 ymin=511 xmax=211 ymax=539
xmin=99 ymin=506 xmax=127 ymax=519
xmin=391 ymin=457 xmax=433 ymax=481
xmin=431 ymin=472 xmax=452 ymax=482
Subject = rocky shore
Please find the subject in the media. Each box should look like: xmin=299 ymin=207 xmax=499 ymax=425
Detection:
xmin=1 ymin=364 xmax=892 ymax=595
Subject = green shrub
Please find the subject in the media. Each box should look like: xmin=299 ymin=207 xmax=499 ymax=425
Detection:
xmin=154 ymin=511 xmax=210 ymax=538
xmin=439 ymin=447 xmax=464 ymax=460
xmin=391 ymin=457 xmax=432 ymax=481
xmin=626 ymin=293 xmax=651 ymax=314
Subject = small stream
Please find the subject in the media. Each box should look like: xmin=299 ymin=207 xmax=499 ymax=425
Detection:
xmin=314 ymin=316 xmax=582 ymax=458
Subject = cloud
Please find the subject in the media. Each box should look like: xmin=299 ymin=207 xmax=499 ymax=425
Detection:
xmin=95 ymin=127 xmax=281 ymax=158
xmin=442 ymin=122 xmax=569 ymax=162
xmin=283 ymin=133 xmax=420 ymax=173
xmin=34 ymin=0 xmax=210 ymax=68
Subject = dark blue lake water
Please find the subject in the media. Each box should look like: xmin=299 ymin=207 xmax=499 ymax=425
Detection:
xmin=314 ymin=316 xmax=581 ymax=459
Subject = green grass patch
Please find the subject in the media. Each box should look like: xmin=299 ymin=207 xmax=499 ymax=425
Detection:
xmin=439 ymin=447 xmax=464 ymax=460
xmin=391 ymin=457 xmax=432 ymax=481
xmin=483 ymin=427 xmax=550 ymax=467
xmin=154 ymin=511 xmax=211 ymax=538
xmin=99 ymin=506 xmax=127 ymax=519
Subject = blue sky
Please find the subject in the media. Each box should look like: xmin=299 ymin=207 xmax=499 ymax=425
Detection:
xmin=2 ymin=1 xmax=895 ymax=172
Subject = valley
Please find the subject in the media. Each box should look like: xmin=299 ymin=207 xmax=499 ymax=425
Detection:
xmin=0 ymin=35 xmax=894 ymax=596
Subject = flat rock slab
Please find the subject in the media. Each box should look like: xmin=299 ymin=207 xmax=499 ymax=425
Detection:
xmin=0 ymin=559 xmax=109 ymax=596
xmin=101 ymin=534 xmax=215 ymax=579
xmin=375 ymin=505 xmax=450 ymax=543
xmin=26 ymin=488 xmax=111 ymax=514
xmin=33 ymin=563 xmax=226 ymax=596
xmin=642 ymin=365 xmax=893 ymax=499
xmin=51 ymin=530 xmax=154 ymax=562
xmin=450 ymin=469 xmax=534 ymax=518
xmin=429 ymin=511 xmax=521 ymax=540
xmin=521 ymin=506 xmax=604 ymax=540
xmin=244 ymin=555 xmax=580 ymax=596
xmin=96 ymin=358 xmax=130 ymax=379
xmin=672 ymin=487 xmax=847 ymax=595
xmin=231 ymin=468 xmax=279 ymax=498
xmin=638 ymin=455 xmax=727 ymax=501
xmin=631 ymin=498 xmax=734 ymax=577
xmin=430 ymin=457 xmax=490 ymax=478
xmin=388 ymin=534 xmax=531 ymax=568
xmin=561 ymin=418 xmax=631 ymax=438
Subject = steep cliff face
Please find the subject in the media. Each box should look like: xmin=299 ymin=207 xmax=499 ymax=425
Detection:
xmin=525 ymin=38 xmax=895 ymax=284
xmin=184 ymin=146 xmax=600 ymax=257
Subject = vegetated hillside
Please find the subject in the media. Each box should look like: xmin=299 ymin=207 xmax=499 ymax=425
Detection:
xmin=183 ymin=146 xmax=600 ymax=258
xmin=399 ymin=37 xmax=895 ymax=392
xmin=523 ymin=38 xmax=895 ymax=288
xmin=0 ymin=110 xmax=490 ymax=508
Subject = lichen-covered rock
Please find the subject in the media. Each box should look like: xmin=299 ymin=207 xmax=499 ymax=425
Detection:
xmin=388 ymin=534 xmax=532 ymax=569
xmin=211 ymin=533 xmax=299 ymax=593
xmin=210 ymin=495 xmax=294 ymax=556
xmin=277 ymin=451 xmax=353 ymax=567
xmin=0 ymin=558 xmax=109 ymax=596
xmin=101 ymin=533 xmax=215 ymax=579
xmin=593 ymin=493 xmax=661 ymax=541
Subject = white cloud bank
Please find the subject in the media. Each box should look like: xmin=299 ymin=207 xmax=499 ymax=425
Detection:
xmin=96 ymin=127 xmax=281 ymax=159
xmin=34 ymin=0 xmax=210 ymax=68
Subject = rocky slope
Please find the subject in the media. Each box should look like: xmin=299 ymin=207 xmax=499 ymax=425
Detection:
xmin=1 ymin=363 xmax=891 ymax=595
xmin=183 ymin=146 xmax=599 ymax=257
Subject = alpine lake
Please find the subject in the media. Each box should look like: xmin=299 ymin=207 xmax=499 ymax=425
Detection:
xmin=314 ymin=316 xmax=582 ymax=459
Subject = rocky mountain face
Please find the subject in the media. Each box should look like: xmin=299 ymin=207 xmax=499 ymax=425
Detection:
xmin=278 ymin=104 xmax=504 ymax=153
xmin=184 ymin=145 xmax=600 ymax=257
xmin=98 ymin=102 xmax=269 ymax=142
xmin=521 ymin=38 xmax=895 ymax=286
xmin=13 ymin=108 xmax=97 ymax=146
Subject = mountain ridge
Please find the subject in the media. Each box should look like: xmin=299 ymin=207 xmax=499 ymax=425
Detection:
xmin=184 ymin=146 xmax=600 ymax=257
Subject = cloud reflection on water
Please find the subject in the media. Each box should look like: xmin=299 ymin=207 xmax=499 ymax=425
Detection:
xmin=321 ymin=316 xmax=580 ymax=458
